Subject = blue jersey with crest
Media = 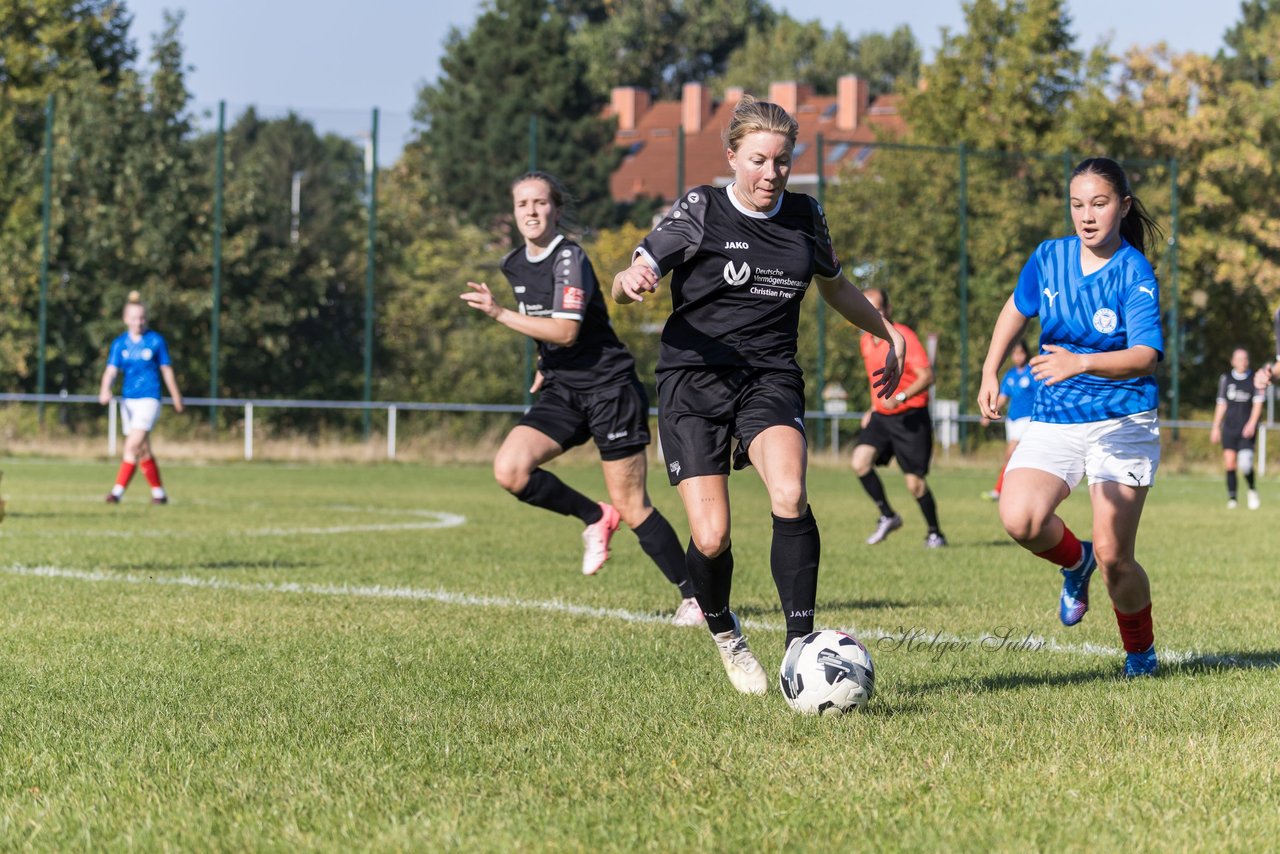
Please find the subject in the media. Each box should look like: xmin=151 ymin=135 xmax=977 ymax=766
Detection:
xmin=1013 ymin=236 xmax=1163 ymax=424
xmin=107 ymin=330 xmax=171 ymax=400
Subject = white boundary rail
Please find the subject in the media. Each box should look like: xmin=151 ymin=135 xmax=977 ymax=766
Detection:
xmin=2 ymin=390 xmax=1274 ymax=472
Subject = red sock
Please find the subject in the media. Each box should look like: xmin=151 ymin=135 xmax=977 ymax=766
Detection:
xmin=1114 ymin=603 xmax=1154 ymax=653
xmin=994 ymin=466 xmax=1006 ymax=494
xmin=141 ymin=458 xmax=162 ymax=489
xmin=115 ymin=461 xmax=137 ymax=489
xmin=1034 ymin=526 xmax=1083 ymax=569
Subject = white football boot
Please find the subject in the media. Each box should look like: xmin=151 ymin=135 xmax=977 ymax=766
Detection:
xmin=711 ymin=612 xmax=767 ymax=695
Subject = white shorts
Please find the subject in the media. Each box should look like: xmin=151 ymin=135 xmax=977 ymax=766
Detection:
xmin=1005 ymin=409 xmax=1160 ymax=489
xmin=1005 ymin=416 xmax=1032 ymax=443
xmin=121 ymin=397 xmax=161 ymax=433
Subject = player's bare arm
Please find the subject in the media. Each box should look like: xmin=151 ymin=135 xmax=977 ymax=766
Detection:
xmin=1031 ymin=343 xmax=1158 ymax=386
xmin=461 ymin=280 xmax=581 ymax=347
xmin=98 ymin=365 xmax=118 ymax=406
xmin=979 ymin=296 xmax=1029 ymax=419
xmin=815 ymin=272 xmax=905 ymax=397
xmin=160 ymin=365 xmax=185 ymax=413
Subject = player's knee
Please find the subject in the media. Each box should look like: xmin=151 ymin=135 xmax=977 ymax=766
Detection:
xmin=904 ymin=475 xmax=927 ymax=498
xmin=767 ymin=481 xmax=807 ymax=517
xmin=492 ymin=455 xmax=529 ymax=494
xmin=1092 ymin=540 xmax=1133 ymax=575
xmin=999 ymin=506 xmax=1042 ymax=544
xmin=690 ymin=528 xmax=731 ymax=559
xmin=850 ymin=447 xmax=874 ymax=476
xmin=615 ymin=497 xmax=653 ymax=529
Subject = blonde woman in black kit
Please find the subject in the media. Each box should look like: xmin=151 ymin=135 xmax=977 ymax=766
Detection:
xmin=461 ymin=172 xmax=703 ymax=626
xmin=613 ymin=97 xmax=904 ymax=694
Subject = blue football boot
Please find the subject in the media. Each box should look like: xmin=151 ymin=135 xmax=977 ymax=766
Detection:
xmin=1058 ymin=540 xmax=1096 ymax=627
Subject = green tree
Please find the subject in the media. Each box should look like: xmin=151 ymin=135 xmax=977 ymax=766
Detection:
xmin=824 ymin=0 xmax=1115 ymax=414
xmin=720 ymin=18 xmax=919 ymax=97
xmin=569 ymin=0 xmax=774 ymax=100
xmin=413 ymin=0 xmax=621 ymax=229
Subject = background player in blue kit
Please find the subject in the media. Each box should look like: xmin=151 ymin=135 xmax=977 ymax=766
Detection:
xmin=980 ymin=339 xmax=1041 ymax=500
xmin=461 ymin=172 xmax=703 ymax=626
xmin=98 ymin=291 xmax=185 ymax=503
xmin=1210 ymin=347 xmax=1263 ymax=509
xmin=978 ymin=157 xmax=1165 ymax=677
xmin=613 ymin=96 xmax=905 ymax=694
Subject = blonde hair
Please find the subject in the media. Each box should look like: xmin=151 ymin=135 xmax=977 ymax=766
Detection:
xmin=723 ymin=94 xmax=799 ymax=152
xmin=126 ymin=290 xmax=144 ymax=306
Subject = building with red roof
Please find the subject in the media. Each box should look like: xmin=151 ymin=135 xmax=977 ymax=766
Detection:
xmin=607 ymin=75 xmax=907 ymax=205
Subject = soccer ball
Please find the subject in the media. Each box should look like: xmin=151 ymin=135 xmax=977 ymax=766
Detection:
xmin=779 ymin=629 xmax=875 ymax=715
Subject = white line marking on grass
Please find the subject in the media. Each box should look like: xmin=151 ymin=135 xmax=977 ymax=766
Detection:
xmin=0 ymin=508 xmax=466 ymax=538
xmin=3 ymin=564 xmax=1275 ymax=670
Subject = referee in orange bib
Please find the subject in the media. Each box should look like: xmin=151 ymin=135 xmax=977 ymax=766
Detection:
xmin=852 ymin=288 xmax=947 ymax=547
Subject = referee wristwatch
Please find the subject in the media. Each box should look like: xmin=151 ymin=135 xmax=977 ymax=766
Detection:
xmin=894 ymin=392 xmax=908 ymax=402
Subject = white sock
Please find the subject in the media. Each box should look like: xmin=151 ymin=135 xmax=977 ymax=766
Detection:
xmin=151 ymin=486 xmax=166 ymax=499
xmin=111 ymin=484 xmax=125 ymax=497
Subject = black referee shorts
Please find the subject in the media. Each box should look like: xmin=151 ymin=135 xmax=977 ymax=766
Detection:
xmin=858 ymin=407 xmax=934 ymax=476
xmin=518 ymin=376 xmax=651 ymax=462
xmin=657 ymin=366 xmax=806 ymax=485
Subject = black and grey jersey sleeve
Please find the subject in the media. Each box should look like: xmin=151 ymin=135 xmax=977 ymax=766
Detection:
xmin=551 ymin=243 xmax=591 ymax=321
xmin=809 ymin=196 xmax=841 ymax=280
xmin=1274 ymin=306 xmax=1280 ymax=361
xmin=1217 ymin=372 xmax=1229 ymax=405
xmin=637 ymin=188 xmax=710 ymax=276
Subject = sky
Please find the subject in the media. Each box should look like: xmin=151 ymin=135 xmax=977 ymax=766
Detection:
xmin=121 ymin=0 xmax=1246 ymax=161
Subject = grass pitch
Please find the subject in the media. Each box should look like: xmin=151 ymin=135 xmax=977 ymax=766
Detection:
xmin=1 ymin=457 xmax=1277 ymax=851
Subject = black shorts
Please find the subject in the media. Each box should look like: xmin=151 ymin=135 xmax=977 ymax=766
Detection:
xmin=1221 ymin=423 xmax=1255 ymax=452
xmin=657 ymin=366 xmax=806 ymax=485
xmin=858 ymin=407 xmax=934 ymax=476
xmin=518 ymin=377 xmax=651 ymax=462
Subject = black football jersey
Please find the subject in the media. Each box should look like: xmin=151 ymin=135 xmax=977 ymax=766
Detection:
xmin=1217 ymin=370 xmax=1262 ymax=433
xmin=500 ymin=235 xmax=636 ymax=390
xmin=638 ymin=185 xmax=841 ymax=374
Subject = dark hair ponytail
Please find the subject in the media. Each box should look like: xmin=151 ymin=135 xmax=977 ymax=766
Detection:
xmin=510 ymin=170 xmax=582 ymax=236
xmin=1071 ymin=157 xmax=1164 ymax=258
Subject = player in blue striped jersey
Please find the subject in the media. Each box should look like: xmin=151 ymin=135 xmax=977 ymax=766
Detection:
xmin=97 ymin=291 xmax=185 ymax=503
xmin=978 ymin=157 xmax=1164 ymax=677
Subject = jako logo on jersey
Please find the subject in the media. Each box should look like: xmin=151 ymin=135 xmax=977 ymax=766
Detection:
xmin=687 ymin=191 xmax=700 ymax=204
xmin=723 ymin=260 xmax=751 ymax=287
xmin=724 ymin=241 xmax=750 ymax=250
xmin=1043 ymin=288 xmax=1059 ymax=307
xmin=1138 ymin=285 xmax=1156 ymax=300
xmin=668 ymin=460 xmax=681 ymax=476
xmin=606 ymin=430 xmax=628 ymax=441
xmin=1092 ymin=308 xmax=1118 ymax=334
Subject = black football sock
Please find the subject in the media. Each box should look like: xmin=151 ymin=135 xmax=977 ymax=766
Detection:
xmin=858 ymin=471 xmax=894 ymax=517
xmin=771 ymin=507 xmax=819 ymax=648
xmin=1245 ymin=469 xmax=1256 ymax=490
xmin=513 ymin=468 xmax=601 ymax=524
xmin=633 ymin=510 xmax=697 ymax=597
xmin=686 ymin=541 xmax=735 ymax=634
xmin=1226 ymin=470 xmax=1238 ymax=500
xmin=916 ymin=488 xmax=941 ymax=535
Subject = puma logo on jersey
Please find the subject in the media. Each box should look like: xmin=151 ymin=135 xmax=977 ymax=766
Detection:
xmin=723 ymin=260 xmax=751 ymax=287
xmin=1043 ymin=288 xmax=1059 ymax=307
xmin=669 ymin=460 xmax=682 ymax=476
xmin=724 ymin=241 xmax=750 ymax=250
xmin=1138 ymin=285 xmax=1156 ymax=300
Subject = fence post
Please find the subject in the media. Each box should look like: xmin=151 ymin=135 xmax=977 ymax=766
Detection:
xmin=387 ymin=405 xmax=397 ymax=460
xmin=523 ymin=114 xmax=538 ymax=407
xmin=37 ymin=94 xmax=55 ymax=425
xmin=1168 ymin=158 xmax=1180 ymax=437
xmin=957 ymin=143 xmax=970 ymax=445
xmin=108 ymin=398 xmax=118 ymax=457
xmin=210 ymin=101 xmax=225 ymax=433
xmin=815 ymin=133 xmax=827 ymax=451
xmin=244 ymin=402 xmax=253 ymax=461
xmin=363 ymin=106 xmax=379 ymax=441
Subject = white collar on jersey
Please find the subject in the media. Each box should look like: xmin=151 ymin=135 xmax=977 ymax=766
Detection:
xmin=524 ymin=233 xmax=565 ymax=263
xmin=1231 ymin=369 xmax=1251 ymax=380
xmin=725 ymin=183 xmax=784 ymax=219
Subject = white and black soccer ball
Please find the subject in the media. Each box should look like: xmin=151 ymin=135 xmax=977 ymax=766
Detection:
xmin=779 ymin=629 xmax=875 ymax=715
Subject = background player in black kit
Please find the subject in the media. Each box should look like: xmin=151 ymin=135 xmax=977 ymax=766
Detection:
xmin=461 ymin=172 xmax=703 ymax=626
xmin=1210 ymin=347 xmax=1264 ymax=509
xmin=613 ymin=96 xmax=905 ymax=695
